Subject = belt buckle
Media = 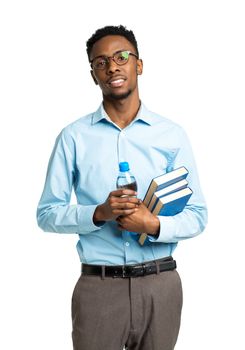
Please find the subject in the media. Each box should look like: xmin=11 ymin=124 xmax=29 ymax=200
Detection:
xmin=115 ymin=264 xmax=147 ymax=278
xmin=142 ymin=263 xmax=146 ymax=276
xmin=122 ymin=265 xmax=131 ymax=278
xmin=113 ymin=266 xmax=128 ymax=278
xmin=122 ymin=265 xmax=134 ymax=278
xmin=133 ymin=263 xmax=146 ymax=277
xmin=122 ymin=266 xmax=126 ymax=278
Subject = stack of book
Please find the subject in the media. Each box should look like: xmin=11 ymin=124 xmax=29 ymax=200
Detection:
xmin=139 ymin=166 xmax=193 ymax=245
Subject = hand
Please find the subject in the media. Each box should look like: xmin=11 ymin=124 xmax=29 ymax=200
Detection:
xmin=116 ymin=202 xmax=160 ymax=235
xmin=93 ymin=189 xmax=140 ymax=222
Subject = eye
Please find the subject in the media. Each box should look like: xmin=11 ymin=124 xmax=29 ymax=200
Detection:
xmin=116 ymin=51 xmax=129 ymax=62
xmin=94 ymin=57 xmax=107 ymax=69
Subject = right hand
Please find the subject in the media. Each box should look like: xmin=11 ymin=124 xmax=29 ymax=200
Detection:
xmin=93 ymin=189 xmax=140 ymax=223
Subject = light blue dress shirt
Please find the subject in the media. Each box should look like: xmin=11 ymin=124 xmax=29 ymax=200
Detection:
xmin=37 ymin=103 xmax=207 ymax=265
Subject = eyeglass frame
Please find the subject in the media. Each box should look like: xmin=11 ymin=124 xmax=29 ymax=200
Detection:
xmin=89 ymin=50 xmax=139 ymax=70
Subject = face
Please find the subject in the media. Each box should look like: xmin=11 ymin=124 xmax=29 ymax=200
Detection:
xmin=89 ymin=35 xmax=143 ymax=101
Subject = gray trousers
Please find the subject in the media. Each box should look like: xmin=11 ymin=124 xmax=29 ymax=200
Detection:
xmin=72 ymin=269 xmax=182 ymax=350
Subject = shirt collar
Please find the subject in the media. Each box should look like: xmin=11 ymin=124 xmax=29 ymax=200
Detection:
xmin=91 ymin=102 xmax=157 ymax=126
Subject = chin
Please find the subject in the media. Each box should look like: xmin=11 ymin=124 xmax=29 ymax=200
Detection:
xmin=107 ymin=89 xmax=132 ymax=101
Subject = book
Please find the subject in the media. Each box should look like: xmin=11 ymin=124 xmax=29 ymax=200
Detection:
xmin=151 ymin=187 xmax=193 ymax=216
xmin=139 ymin=187 xmax=192 ymax=246
xmin=147 ymin=179 xmax=188 ymax=212
xmin=143 ymin=166 xmax=189 ymax=207
xmin=139 ymin=167 xmax=192 ymax=246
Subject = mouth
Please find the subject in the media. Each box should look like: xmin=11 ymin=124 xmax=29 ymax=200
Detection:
xmin=107 ymin=77 xmax=126 ymax=88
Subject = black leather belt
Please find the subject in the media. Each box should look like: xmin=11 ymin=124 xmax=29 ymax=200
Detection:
xmin=81 ymin=256 xmax=176 ymax=278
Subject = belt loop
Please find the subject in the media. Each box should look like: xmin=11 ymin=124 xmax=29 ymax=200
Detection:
xmin=155 ymin=260 xmax=160 ymax=275
xmin=101 ymin=265 xmax=105 ymax=280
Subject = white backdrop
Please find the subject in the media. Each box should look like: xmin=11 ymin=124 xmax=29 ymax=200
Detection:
xmin=1 ymin=0 xmax=244 ymax=349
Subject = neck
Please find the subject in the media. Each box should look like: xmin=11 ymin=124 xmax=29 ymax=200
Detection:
xmin=103 ymin=91 xmax=141 ymax=129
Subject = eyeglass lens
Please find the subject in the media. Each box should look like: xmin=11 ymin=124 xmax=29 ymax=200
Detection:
xmin=93 ymin=51 xmax=130 ymax=70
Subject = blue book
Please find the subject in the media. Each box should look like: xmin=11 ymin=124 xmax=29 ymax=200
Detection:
xmin=139 ymin=167 xmax=191 ymax=246
xmin=143 ymin=166 xmax=189 ymax=207
xmin=152 ymin=187 xmax=193 ymax=216
xmin=148 ymin=179 xmax=188 ymax=212
xmin=139 ymin=186 xmax=192 ymax=246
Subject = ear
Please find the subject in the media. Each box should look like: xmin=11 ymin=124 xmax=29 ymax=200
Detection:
xmin=136 ymin=59 xmax=143 ymax=75
xmin=90 ymin=70 xmax=98 ymax=85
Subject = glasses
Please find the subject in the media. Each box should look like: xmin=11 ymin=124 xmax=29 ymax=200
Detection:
xmin=90 ymin=50 xmax=138 ymax=70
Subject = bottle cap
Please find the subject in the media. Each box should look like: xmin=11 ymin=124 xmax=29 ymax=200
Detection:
xmin=119 ymin=162 xmax=130 ymax=172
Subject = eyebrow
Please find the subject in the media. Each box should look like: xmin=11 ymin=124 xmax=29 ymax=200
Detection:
xmin=90 ymin=49 xmax=129 ymax=62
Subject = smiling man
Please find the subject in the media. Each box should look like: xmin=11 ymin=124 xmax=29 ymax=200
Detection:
xmin=89 ymin=33 xmax=143 ymax=129
xmin=37 ymin=25 xmax=207 ymax=350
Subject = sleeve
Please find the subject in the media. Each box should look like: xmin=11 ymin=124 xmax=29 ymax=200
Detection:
xmin=148 ymin=126 xmax=208 ymax=243
xmin=36 ymin=128 xmax=103 ymax=234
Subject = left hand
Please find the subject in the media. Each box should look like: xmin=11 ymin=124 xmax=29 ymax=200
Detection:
xmin=116 ymin=201 xmax=160 ymax=236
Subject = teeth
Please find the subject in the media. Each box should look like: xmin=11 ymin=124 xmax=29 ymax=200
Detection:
xmin=110 ymin=79 xmax=124 ymax=85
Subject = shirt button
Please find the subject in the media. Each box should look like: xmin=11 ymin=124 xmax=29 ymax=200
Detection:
xmin=125 ymin=242 xmax=130 ymax=247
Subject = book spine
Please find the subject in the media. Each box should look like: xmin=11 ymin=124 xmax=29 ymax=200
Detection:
xmin=143 ymin=182 xmax=157 ymax=206
xmin=148 ymin=194 xmax=157 ymax=212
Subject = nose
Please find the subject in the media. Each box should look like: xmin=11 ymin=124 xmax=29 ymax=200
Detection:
xmin=106 ymin=58 xmax=120 ymax=74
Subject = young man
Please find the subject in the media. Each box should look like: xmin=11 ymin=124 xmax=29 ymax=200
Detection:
xmin=37 ymin=25 xmax=207 ymax=350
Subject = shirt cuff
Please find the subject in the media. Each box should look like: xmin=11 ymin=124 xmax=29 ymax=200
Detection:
xmin=77 ymin=205 xmax=105 ymax=234
xmin=147 ymin=216 xmax=176 ymax=243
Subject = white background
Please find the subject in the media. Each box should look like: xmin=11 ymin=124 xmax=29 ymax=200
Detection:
xmin=1 ymin=0 xmax=244 ymax=349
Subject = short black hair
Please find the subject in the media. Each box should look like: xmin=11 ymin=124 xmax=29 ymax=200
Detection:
xmin=86 ymin=25 xmax=139 ymax=60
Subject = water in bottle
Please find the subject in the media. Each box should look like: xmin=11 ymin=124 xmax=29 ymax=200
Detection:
xmin=116 ymin=162 xmax=138 ymax=194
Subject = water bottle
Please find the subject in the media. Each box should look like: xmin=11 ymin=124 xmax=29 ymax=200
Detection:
xmin=116 ymin=162 xmax=138 ymax=195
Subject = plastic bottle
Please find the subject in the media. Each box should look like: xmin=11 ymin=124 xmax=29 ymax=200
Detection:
xmin=116 ymin=162 xmax=138 ymax=194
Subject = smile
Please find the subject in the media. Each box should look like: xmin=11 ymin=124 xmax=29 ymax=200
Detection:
xmin=108 ymin=78 xmax=125 ymax=88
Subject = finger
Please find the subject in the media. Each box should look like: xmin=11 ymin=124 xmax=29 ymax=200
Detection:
xmin=111 ymin=202 xmax=139 ymax=210
xmin=110 ymin=189 xmax=137 ymax=197
xmin=110 ymin=197 xmax=140 ymax=207
xmin=118 ymin=196 xmax=140 ymax=204
xmin=109 ymin=196 xmax=139 ymax=209
xmin=113 ymin=208 xmax=138 ymax=216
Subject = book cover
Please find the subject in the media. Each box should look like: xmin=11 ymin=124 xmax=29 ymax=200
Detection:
xmin=152 ymin=187 xmax=193 ymax=216
xmin=147 ymin=178 xmax=188 ymax=212
xmin=139 ymin=187 xmax=192 ymax=246
xmin=143 ymin=166 xmax=189 ymax=207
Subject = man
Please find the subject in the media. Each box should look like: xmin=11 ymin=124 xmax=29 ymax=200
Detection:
xmin=37 ymin=25 xmax=207 ymax=350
